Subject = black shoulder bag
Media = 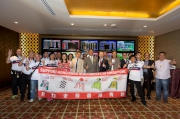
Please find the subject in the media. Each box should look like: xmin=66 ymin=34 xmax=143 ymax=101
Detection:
xmin=28 ymin=62 xmax=41 ymax=80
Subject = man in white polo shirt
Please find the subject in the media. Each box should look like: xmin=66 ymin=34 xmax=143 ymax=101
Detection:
xmin=6 ymin=49 xmax=23 ymax=99
xmin=128 ymin=55 xmax=147 ymax=106
xmin=154 ymin=51 xmax=176 ymax=103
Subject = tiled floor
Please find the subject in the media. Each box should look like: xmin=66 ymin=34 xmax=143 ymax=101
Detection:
xmin=0 ymin=88 xmax=180 ymax=119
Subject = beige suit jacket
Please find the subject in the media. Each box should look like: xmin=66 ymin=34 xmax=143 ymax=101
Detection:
xmin=71 ymin=58 xmax=84 ymax=73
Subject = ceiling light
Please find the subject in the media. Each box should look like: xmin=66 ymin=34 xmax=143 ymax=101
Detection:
xmin=104 ymin=24 xmax=107 ymax=26
xmin=144 ymin=25 xmax=147 ymax=27
xmin=111 ymin=24 xmax=116 ymax=27
xmin=14 ymin=22 xmax=18 ymax=24
xmin=139 ymin=29 xmax=142 ymax=31
xmin=151 ymin=31 xmax=154 ymax=33
xmin=71 ymin=23 xmax=74 ymax=25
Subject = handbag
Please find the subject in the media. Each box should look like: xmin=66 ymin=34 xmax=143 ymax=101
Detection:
xmin=28 ymin=61 xmax=41 ymax=80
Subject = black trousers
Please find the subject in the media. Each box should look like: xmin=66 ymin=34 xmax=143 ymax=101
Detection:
xmin=129 ymin=80 xmax=146 ymax=103
xmin=11 ymin=71 xmax=22 ymax=95
xmin=19 ymin=73 xmax=31 ymax=99
xmin=143 ymin=72 xmax=152 ymax=97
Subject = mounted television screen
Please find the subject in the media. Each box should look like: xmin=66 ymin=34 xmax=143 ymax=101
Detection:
xmin=99 ymin=41 xmax=116 ymax=51
xmin=42 ymin=39 xmax=61 ymax=50
xmin=81 ymin=40 xmax=98 ymax=51
xmin=117 ymin=41 xmax=135 ymax=52
xmin=62 ymin=40 xmax=80 ymax=51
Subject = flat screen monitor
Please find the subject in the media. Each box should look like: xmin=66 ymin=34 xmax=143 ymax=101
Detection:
xmin=81 ymin=40 xmax=98 ymax=51
xmin=117 ymin=41 xmax=135 ymax=52
xmin=99 ymin=41 xmax=116 ymax=51
xmin=42 ymin=39 xmax=61 ymax=50
xmin=62 ymin=40 xmax=80 ymax=51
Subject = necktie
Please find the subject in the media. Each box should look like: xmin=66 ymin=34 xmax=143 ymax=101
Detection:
xmin=99 ymin=59 xmax=102 ymax=67
xmin=75 ymin=59 xmax=78 ymax=72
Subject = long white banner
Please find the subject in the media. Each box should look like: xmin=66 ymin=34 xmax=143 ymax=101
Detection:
xmin=38 ymin=67 xmax=128 ymax=99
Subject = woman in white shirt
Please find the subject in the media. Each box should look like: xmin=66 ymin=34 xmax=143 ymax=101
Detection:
xmin=45 ymin=53 xmax=58 ymax=68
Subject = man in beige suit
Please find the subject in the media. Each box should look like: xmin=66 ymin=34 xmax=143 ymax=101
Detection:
xmin=109 ymin=51 xmax=121 ymax=70
xmin=71 ymin=52 xmax=84 ymax=73
xmin=84 ymin=49 xmax=99 ymax=73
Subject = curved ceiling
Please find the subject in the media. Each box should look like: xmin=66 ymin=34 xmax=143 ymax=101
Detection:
xmin=0 ymin=0 xmax=180 ymax=36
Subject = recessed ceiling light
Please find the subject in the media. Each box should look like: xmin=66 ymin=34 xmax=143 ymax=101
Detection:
xmin=151 ymin=31 xmax=155 ymax=33
xmin=144 ymin=25 xmax=147 ymax=27
xmin=71 ymin=23 xmax=74 ymax=25
xmin=14 ymin=21 xmax=18 ymax=24
xmin=139 ymin=29 xmax=142 ymax=31
xmin=104 ymin=24 xmax=107 ymax=26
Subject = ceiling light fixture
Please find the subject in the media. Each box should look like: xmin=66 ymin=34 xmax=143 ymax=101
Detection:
xmin=104 ymin=24 xmax=107 ymax=26
xmin=14 ymin=22 xmax=18 ymax=24
xmin=71 ymin=23 xmax=74 ymax=25
xmin=151 ymin=31 xmax=154 ymax=33
xmin=144 ymin=25 xmax=147 ymax=27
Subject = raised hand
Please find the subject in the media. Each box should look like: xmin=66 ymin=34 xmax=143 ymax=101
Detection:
xmin=26 ymin=59 xmax=29 ymax=65
xmin=123 ymin=64 xmax=127 ymax=68
xmin=8 ymin=49 xmax=12 ymax=56
xmin=151 ymin=63 xmax=155 ymax=68
xmin=172 ymin=59 xmax=176 ymax=64
xmin=86 ymin=65 xmax=89 ymax=69
xmin=102 ymin=63 xmax=106 ymax=68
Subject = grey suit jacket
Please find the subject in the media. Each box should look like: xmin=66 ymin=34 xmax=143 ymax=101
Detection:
xmin=109 ymin=57 xmax=121 ymax=70
xmin=83 ymin=56 xmax=99 ymax=73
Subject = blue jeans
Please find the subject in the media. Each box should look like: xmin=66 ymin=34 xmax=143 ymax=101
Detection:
xmin=155 ymin=78 xmax=170 ymax=101
xmin=30 ymin=80 xmax=38 ymax=99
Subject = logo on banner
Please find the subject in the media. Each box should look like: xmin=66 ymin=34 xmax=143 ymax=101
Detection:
xmin=109 ymin=76 xmax=118 ymax=90
xmin=91 ymin=78 xmax=102 ymax=91
xmin=56 ymin=77 xmax=68 ymax=91
xmin=74 ymin=78 xmax=85 ymax=91
xmin=40 ymin=75 xmax=49 ymax=90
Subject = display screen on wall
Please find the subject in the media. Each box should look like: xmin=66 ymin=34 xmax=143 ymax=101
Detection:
xmin=62 ymin=40 xmax=80 ymax=51
xmin=81 ymin=40 xmax=98 ymax=51
xmin=42 ymin=39 xmax=61 ymax=50
xmin=99 ymin=41 xmax=116 ymax=51
xmin=117 ymin=41 xmax=135 ymax=52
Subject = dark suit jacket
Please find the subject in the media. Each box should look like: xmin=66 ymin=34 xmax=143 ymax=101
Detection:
xmin=98 ymin=58 xmax=109 ymax=72
xmin=83 ymin=56 xmax=99 ymax=73
xmin=143 ymin=60 xmax=154 ymax=79
xmin=121 ymin=59 xmax=127 ymax=68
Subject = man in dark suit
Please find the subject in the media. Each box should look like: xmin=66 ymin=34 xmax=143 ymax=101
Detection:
xmin=98 ymin=51 xmax=109 ymax=72
xmin=143 ymin=53 xmax=154 ymax=99
xmin=121 ymin=53 xmax=128 ymax=68
xmin=84 ymin=49 xmax=99 ymax=73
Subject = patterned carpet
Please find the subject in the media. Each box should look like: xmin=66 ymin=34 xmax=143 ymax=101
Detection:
xmin=0 ymin=88 xmax=180 ymax=119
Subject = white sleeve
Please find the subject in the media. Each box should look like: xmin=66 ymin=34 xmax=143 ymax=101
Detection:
xmin=10 ymin=56 xmax=14 ymax=62
xmin=29 ymin=62 xmax=34 ymax=68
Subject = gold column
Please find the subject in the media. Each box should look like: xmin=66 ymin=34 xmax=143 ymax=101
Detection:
xmin=19 ymin=33 xmax=39 ymax=56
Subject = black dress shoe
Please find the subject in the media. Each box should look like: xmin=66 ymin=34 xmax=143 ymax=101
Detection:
xmin=20 ymin=98 xmax=24 ymax=101
xmin=142 ymin=102 xmax=147 ymax=106
xmin=131 ymin=98 xmax=136 ymax=102
xmin=147 ymin=96 xmax=151 ymax=99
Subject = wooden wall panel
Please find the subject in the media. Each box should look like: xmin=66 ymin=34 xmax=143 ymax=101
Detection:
xmin=0 ymin=26 xmax=19 ymax=89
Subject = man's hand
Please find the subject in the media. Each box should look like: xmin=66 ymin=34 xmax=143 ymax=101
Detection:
xmin=123 ymin=64 xmax=127 ymax=68
xmin=171 ymin=59 xmax=176 ymax=65
xmin=102 ymin=63 xmax=106 ymax=68
xmin=86 ymin=65 xmax=89 ymax=69
xmin=8 ymin=49 xmax=12 ymax=56
xmin=151 ymin=63 xmax=155 ymax=68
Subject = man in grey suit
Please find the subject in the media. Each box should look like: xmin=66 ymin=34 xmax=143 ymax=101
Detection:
xmin=84 ymin=49 xmax=99 ymax=73
xmin=109 ymin=51 xmax=121 ymax=70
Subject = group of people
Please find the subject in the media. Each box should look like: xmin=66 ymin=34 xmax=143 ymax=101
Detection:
xmin=6 ymin=48 xmax=176 ymax=106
